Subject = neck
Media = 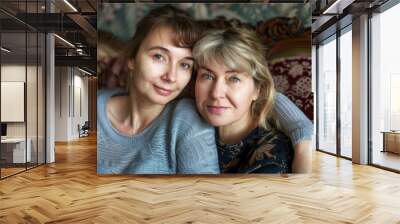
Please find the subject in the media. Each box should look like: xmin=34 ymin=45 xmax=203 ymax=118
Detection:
xmin=218 ymin=112 xmax=258 ymax=145
xmin=127 ymin=90 xmax=165 ymax=135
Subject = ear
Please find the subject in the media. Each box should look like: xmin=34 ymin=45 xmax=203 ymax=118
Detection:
xmin=253 ymin=85 xmax=260 ymax=101
xmin=127 ymin=58 xmax=135 ymax=71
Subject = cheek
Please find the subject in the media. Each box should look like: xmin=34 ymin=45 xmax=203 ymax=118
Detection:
xmin=177 ymin=71 xmax=192 ymax=88
xmin=230 ymin=86 xmax=255 ymax=109
xmin=195 ymin=81 xmax=209 ymax=103
xmin=137 ymin=57 xmax=164 ymax=82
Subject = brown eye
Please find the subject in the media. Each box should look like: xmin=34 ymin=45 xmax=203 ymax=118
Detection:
xmin=152 ymin=53 xmax=165 ymax=62
xmin=181 ymin=62 xmax=192 ymax=70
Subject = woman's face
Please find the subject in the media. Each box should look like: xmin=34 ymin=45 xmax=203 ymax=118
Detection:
xmin=195 ymin=60 xmax=259 ymax=128
xmin=131 ymin=26 xmax=194 ymax=105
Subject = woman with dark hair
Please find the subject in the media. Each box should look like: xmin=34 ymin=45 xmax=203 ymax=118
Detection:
xmin=97 ymin=5 xmax=219 ymax=174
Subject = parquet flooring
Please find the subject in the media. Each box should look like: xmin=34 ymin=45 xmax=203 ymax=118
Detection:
xmin=1 ymin=167 xmax=26 ymax=177
xmin=1 ymin=134 xmax=400 ymax=223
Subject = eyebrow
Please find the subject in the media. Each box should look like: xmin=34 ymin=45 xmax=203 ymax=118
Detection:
xmin=148 ymin=46 xmax=169 ymax=52
xmin=147 ymin=46 xmax=194 ymax=61
xmin=199 ymin=66 xmax=239 ymax=74
xmin=199 ymin=66 xmax=215 ymax=74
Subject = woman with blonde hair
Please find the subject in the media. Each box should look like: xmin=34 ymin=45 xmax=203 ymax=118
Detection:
xmin=193 ymin=26 xmax=300 ymax=173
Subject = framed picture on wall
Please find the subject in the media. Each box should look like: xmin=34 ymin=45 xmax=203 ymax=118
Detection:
xmin=1 ymin=81 xmax=25 ymax=122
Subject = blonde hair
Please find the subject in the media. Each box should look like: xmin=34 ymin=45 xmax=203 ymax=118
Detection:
xmin=193 ymin=27 xmax=275 ymax=129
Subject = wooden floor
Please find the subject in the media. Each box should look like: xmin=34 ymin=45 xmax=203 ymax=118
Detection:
xmin=0 ymin=167 xmax=26 ymax=178
xmin=1 ymin=135 xmax=400 ymax=223
xmin=1 ymin=163 xmax=45 ymax=178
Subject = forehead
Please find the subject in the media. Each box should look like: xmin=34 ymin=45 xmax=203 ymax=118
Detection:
xmin=200 ymin=57 xmax=251 ymax=74
xmin=141 ymin=26 xmax=191 ymax=53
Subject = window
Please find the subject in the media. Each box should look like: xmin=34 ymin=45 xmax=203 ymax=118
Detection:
xmin=339 ymin=27 xmax=352 ymax=158
xmin=317 ymin=35 xmax=337 ymax=154
xmin=370 ymin=2 xmax=400 ymax=171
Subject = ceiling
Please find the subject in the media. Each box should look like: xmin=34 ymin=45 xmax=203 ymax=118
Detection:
xmin=311 ymin=0 xmax=390 ymax=43
xmin=0 ymin=0 xmax=97 ymax=74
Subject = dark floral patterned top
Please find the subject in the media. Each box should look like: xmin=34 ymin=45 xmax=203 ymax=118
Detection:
xmin=217 ymin=126 xmax=294 ymax=174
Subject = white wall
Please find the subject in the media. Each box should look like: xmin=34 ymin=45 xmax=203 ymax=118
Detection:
xmin=1 ymin=65 xmax=38 ymax=137
xmin=75 ymin=70 xmax=89 ymax=139
xmin=54 ymin=67 xmax=89 ymax=141
xmin=55 ymin=67 xmax=69 ymax=141
xmin=1 ymin=65 xmax=26 ymax=81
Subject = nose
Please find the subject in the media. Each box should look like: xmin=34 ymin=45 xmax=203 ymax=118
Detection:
xmin=210 ymin=79 xmax=226 ymax=99
xmin=161 ymin=62 xmax=177 ymax=83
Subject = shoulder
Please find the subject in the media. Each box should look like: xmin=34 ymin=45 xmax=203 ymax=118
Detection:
xmin=98 ymin=89 xmax=115 ymax=120
xmin=167 ymin=98 xmax=213 ymax=136
xmin=172 ymin=98 xmax=202 ymax=123
xmin=175 ymin=97 xmax=197 ymax=110
xmin=274 ymin=92 xmax=285 ymax=99
xmin=274 ymin=92 xmax=291 ymax=105
xmin=98 ymin=88 xmax=129 ymax=125
xmin=97 ymin=88 xmax=125 ymax=108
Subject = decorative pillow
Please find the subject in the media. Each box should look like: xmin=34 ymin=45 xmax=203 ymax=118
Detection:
xmin=268 ymin=57 xmax=313 ymax=121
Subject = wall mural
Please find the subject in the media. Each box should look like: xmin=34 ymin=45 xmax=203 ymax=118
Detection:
xmin=98 ymin=3 xmax=311 ymax=42
xmin=98 ymin=3 xmax=313 ymax=120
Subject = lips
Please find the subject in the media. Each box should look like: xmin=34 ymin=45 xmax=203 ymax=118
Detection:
xmin=153 ymin=85 xmax=173 ymax=96
xmin=207 ymin=105 xmax=229 ymax=115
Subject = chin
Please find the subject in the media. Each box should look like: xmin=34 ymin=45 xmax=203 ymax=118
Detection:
xmin=152 ymin=98 xmax=171 ymax=105
xmin=146 ymin=91 xmax=173 ymax=104
xmin=206 ymin=117 xmax=230 ymax=127
xmin=145 ymin=95 xmax=166 ymax=105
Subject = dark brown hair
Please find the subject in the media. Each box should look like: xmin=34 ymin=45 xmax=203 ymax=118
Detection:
xmin=126 ymin=5 xmax=200 ymax=59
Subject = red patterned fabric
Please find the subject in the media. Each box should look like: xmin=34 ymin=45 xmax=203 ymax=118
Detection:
xmin=268 ymin=57 xmax=313 ymax=121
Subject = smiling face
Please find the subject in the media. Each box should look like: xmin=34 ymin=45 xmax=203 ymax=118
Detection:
xmin=195 ymin=59 xmax=259 ymax=128
xmin=193 ymin=27 xmax=276 ymax=130
xmin=130 ymin=25 xmax=194 ymax=106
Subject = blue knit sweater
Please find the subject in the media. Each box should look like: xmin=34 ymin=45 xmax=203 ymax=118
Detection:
xmin=97 ymin=90 xmax=220 ymax=174
xmin=273 ymin=93 xmax=313 ymax=145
